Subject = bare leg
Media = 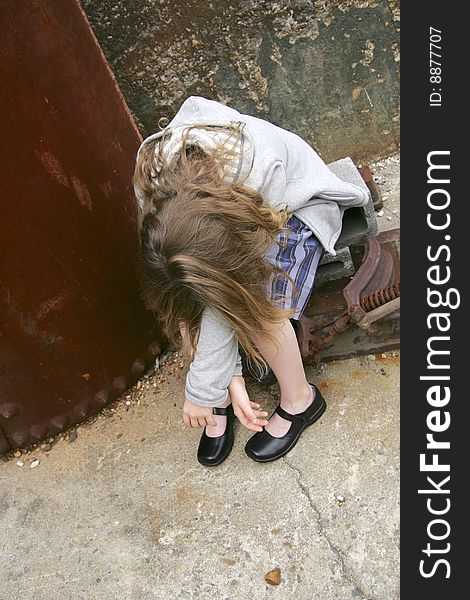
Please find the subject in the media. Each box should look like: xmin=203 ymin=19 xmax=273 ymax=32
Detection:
xmin=204 ymin=394 xmax=231 ymax=438
xmin=250 ymin=319 xmax=314 ymax=437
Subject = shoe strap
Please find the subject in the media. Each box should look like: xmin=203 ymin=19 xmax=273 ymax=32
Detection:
xmin=212 ymin=406 xmax=230 ymax=415
xmin=275 ymin=404 xmax=311 ymax=422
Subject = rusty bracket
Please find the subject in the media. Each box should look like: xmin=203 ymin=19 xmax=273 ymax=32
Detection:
xmin=357 ymin=164 xmax=384 ymax=211
xmin=354 ymin=297 xmax=400 ymax=331
xmin=297 ymin=231 xmax=400 ymax=364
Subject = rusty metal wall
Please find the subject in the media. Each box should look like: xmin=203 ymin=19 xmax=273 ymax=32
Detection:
xmin=0 ymin=0 xmax=163 ymax=454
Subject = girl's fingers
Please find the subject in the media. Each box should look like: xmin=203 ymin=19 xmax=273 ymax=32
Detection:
xmin=190 ymin=417 xmax=199 ymax=428
xmin=242 ymin=409 xmax=266 ymax=431
xmin=247 ymin=402 xmax=269 ymax=422
xmin=206 ymin=416 xmax=217 ymax=427
xmin=233 ymin=408 xmax=263 ymax=432
xmin=183 ymin=414 xmax=190 ymax=427
xmin=253 ymin=410 xmax=269 ymax=418
xmin=244 ymin=405 xmax=266 ymax=426
xmin=197 ymin=417 xmax=207 ymax=428
xmin=242 ymin=404 xmax=256 ymax=420
xmin=243 ymin=418 xmax=263 ymax=432
xmin=251 ymin=410 xmax=269 ymax=426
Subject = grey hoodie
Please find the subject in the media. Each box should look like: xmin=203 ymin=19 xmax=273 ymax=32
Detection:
xmin=135 ymin=95 xmax=369 ymax=255
xmin=134 ymin=96 xmax=370 ymax=407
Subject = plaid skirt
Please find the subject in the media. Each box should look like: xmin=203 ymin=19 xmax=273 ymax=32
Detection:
xmin=266 ymin=215 xmax=323 ymax=320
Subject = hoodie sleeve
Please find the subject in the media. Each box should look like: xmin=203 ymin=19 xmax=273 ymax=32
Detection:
xmin=185 ymin=305 xmax=242 ymax=407
xmin=259 ymin=160 xmax=288 ymax=210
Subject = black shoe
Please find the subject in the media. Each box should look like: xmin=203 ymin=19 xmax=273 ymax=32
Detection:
xmin=244 ymin=384 xmax=326 ymax=462
xmin=197 ymin=404 xmax=235 ymax=467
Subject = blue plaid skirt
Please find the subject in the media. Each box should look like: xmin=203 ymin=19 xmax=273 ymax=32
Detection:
xmin=266 ymin=215 xmax=323 ymax=320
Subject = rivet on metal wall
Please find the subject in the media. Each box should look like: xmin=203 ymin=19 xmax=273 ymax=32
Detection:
xmin=10 ymin=429 xmax=29 ymax=447
xmin=73 ymin=402 xmax=90 ymax=420
xmin=112 ymin=376 xmax=127 ymax=391
xmin=30 ymin=423 xmax=49 ymax=440
xmin=50 ymin=415 xmax=70 ymax=431
xmin=131 ymin=358 xmax=146 ymax=374
xmin=0 ymin=403 xmax=20 ymax=419
xmin=93 ymin=389 xmax=110 ymax=407
xmin=147 ymin=340 xmax=161 ymax=358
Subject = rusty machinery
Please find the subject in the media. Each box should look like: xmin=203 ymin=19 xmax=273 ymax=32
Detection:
xmin=0 ymin=1 xmax=400 ymax=456
xmin=298 ymin=228 xmax=400 ymax=364
xmin=292 ymin=158 xmax=400 ymax=366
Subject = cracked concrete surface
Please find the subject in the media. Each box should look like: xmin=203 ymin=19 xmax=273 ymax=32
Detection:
xmin=0 ymin=157 xmax=400 ymax=599
xmin=282 ymin=456 xmax=370 ymax=600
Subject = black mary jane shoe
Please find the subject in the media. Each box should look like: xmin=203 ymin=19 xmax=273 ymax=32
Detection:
xmin=244 ymin=384 xmax=326 ymax=463
xmin=197 ymin=403 xmax=235 ymax=467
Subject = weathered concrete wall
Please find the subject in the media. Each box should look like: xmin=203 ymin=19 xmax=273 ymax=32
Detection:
xmin=81 ymin=0 xmax=399 ymax=163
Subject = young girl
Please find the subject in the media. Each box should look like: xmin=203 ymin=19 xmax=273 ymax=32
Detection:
xmin=133 ymin=96 xmax=370 ymax=466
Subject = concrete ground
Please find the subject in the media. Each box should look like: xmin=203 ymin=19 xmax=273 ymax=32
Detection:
xmin=0 ymin=155 xmax=400 ymax=600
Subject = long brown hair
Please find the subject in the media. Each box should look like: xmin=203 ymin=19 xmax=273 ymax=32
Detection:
xmin=133 ymin=123 xmax=297 ymax=375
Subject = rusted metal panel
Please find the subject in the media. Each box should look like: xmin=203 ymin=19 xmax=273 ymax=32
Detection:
xmin=0 ymin=0 xmax=162 ymax=454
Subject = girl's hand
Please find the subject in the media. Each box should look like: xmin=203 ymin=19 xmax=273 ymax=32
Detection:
xmin=228 ymin=376 xmax=269 ymax=433
xmin=183 ymin=398 xmax=217 ymax=429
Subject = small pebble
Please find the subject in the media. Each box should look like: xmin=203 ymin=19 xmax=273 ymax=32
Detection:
xmin=16 ymin=460 xmax=24 ymax=467
xmin=68 ymin=430 xmax=77 ymax=442
xmin=125 ymin=400 xmax=131 ymax=406
xmin=386 ymin=215 xmax=392 ymax=221
xmin=377 ymin=210 xmax=384 ymax=217
xmin=336 ymin=494 xmax=346 ymax=504
xmin=30 ymin=459 xmax=40 ymax=469
xmin=264 ymin=567 xmax=281 ymax=585
xmin=14 ymin=450 xmax=22 ymax=458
